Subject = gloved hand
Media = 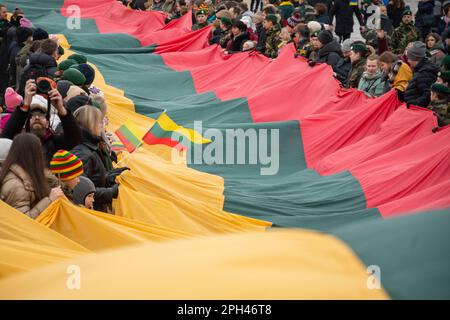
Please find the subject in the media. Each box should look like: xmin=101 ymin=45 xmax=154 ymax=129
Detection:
xmin=106 ymin=167 xmax=130 ymax=185
xmin=111 ymin=183 xmax=119 ymax=199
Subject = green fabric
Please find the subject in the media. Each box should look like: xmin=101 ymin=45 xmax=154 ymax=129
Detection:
xmin=333 ymin=209 xmax=450 ymax=299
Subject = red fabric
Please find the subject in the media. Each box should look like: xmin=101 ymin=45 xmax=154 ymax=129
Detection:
xmin=154 ymin=26 xmax=213 ymax=53
xmin=300 ymin=90 xmax=402 ymax=167
xmin=351 ymin=125 xmax=450 ymax=210
xmin=314 ymin=106 xmax=438 ymax=175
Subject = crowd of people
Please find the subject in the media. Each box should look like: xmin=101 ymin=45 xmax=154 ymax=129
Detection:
xmin=0 ymin=3 xmax=131 ymax=217
xmin=0 ymin=1 xmax=449 ymax=219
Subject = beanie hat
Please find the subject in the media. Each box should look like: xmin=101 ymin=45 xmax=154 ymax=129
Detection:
xmin=318 ymin=30 xmax=333 ymax=45
xmin=351 ymin=42 xmax=368 ymax=55
xmin=62 ymin=68 xmax=86 ymax=86
xmin=32 ymin=27 xmax=49 ymax=41
xmin=438 ymin=70 xmax=450 ymax=83
xmin=19 ymin=17 xmax=33 ymax=29
xmin=57 ymin=80 xmax=74 ymax=99
xmin=66 ymin=85 xmax=88 ymax=102
xmin=67 ymin=53 xmax=87 ymax=64
xmin=75 ymin=63 xmax=96 ymax=86
xmin=431 ymin=83 xmax=450 ymax=95
xmin=406 ymin=41 xmax=426 ymax=61
xmin=287 ymin=16 xmax=300 ymax=29
xmin=341 ymin=38 xmax=354 ymax=53
xmin=30 ymin=94 xmax=48 ymax=113
xmin=0 ymin=138 xmax=12 ymax=163
xmin=219 ymin=17 xmax=232 ymax=26
xmin=50 ymin=150 xmax=84 ymax=182
xmin=4 ymin=87 xmax=23 ymax=110
xmin=15 ymin=26 xmax=32 ymax=44
xmin=66 ymin=95 xmax=90 ymax=114
xmin=265 ymin=14 xmax=278 ymax=25
xmin=58 ymin=59 xmax=77 ymax=71
xmin=401 ymin=7 xmax=412 ymax=17
xmin=72 ymin=176 xmax=96 ymax=207
xmin=307 ymin=21 xmax=322 ymax=33
xmin=441 ymin=55 xmax=450 ymax=70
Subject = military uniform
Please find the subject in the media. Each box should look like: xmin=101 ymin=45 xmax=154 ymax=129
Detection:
xmin=347 ymin=58 xmax=366 ymax=89
xmin=264 ymin=25 xmax=282 ymax=58
xmin=389 ymin=22 xmax=420 ymax=54
xmin=428 ymin=99 xmax=450 ymax=127
xmin=219 ymin=28 xmax=232 ymax=49
xmin=192 ymin=22 xmax=208 ymax=31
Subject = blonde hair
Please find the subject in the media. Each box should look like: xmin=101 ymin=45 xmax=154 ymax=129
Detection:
xmin=73 ymin=106 xmax=103 ymax=135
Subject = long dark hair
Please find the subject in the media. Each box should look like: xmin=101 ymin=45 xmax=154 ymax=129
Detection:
xmin=0 ymin=133 xmax=50 ymax=202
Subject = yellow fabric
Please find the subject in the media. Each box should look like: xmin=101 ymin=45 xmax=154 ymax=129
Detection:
xmin=0 ymin=229 xmax=389 ymax=299
xmin=157 ymin=112 xmax=211 ymax=144
xmin=36 ymin=199 xmax=193 ymax=251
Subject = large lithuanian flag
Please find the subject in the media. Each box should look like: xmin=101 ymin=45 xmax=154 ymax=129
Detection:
xmin=0 ymin=0 xmax=449 ymax=299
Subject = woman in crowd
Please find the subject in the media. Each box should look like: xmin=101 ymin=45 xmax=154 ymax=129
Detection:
xmin=425 ymin=33 xmax=446 ymax=65
xmin=71 ymin=106 xmax=127 ymax=213
xmin=0 ymin=133 xmax=63 ymax=219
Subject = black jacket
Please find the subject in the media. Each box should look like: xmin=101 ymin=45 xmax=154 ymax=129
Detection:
xmin=329 ymin=0 xmax=364 ymax=35
xmin=0 ymin=19 xmax=11 ymax=72
xmin=404 ymin=58 xmax=439 ymax=107
xmin=256 ymin=23 xmax=266 ymax=53
xmin=317 ymin=40 xmax=343 ymax=68
xmin=71 ymin=128 xmax=118 ymax=212
xmin=18 ymin=52 xmax=58 ymax=96
xmin=2 ymin=106 xmax=82 ymax=164
xmin=228 ymin=32 xmax=250 ymax=52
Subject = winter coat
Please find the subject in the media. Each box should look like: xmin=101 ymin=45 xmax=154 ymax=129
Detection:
xmin=428 ymin=98 xmax=450 ymax=126
xmin=315 ymin=14 xmax=331 ymax=25
xmin=390 ymin=61 xmax=413 ymax=92
xmin=404 ymin=58 xmax=439 ymax=107
xmin=387 ymin=3 xmax=405 ymax=28
xmin=256 ymin=23 xmax=266 ymax=52
xmin=1 ymin=107 xmax=82 ymax=165
xmin=227 ymin=32 xmax=250 ymax=52
xmin=347 ymin=57 xmax=367 ymax=89
xmin=264 ymin=25 xmax=282 ymax=58
xmin=415 ymin=0 xmax=435 ymax=39
xmin=8 ymin=41 xmax=25 ymax=89
xmin=329 ymin=0 xmax=364 ymax=35
xmin=0 ymin=164 xmax=52 ymax=219
xmin=358 ymin=71 xmax=385 ymax=97
xmin=316 ymin=40 xmax=343 ymax=68
xmin=0 ymin=19 xmax=11 ymax=73
xmin=71 ymin=128 xmax=118 ymax=212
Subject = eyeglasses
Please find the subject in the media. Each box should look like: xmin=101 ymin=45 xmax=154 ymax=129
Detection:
xmin=30 ymin=112 xmax=46 ymax=119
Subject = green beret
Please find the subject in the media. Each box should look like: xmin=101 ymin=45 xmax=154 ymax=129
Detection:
xmin=438 ymin=70 xmax=450 ymax=82
xmin=310 ymin=30 xmax=320 ymax=38
xmin=401 ymin=7 xmax=412 ymax=17
xmin=441 ymin=55 xmax=450 ymax=70
xmin=265 ymin=14 xmax=278 ymax=25
xmin=196 ymin=9 xmax=207 ymax=16
xmin=67 ymin=53 xmax=87 ymax=64
xmin=62 ymin=68 xmax=86 ymax=86
xmin=351 ymin=43 xmax=367 ymax=54
xmin=58 ymin=45 xmax=64 ymax=56
xmin=431 ymin=83 xmax=450 ymax=95
xmin=219 ymin=17 xmax=232 ymax=26
xmin=58 ymin=59 xmax=77 ymax=71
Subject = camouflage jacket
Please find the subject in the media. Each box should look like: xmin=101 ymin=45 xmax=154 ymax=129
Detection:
xmin=264 ymin=25 xmax=282 ymax=59
xmin=219 ymin=28 xmax=232 ymax=49
xmin=389 ymin=23 xmax=420 ymax=55
xmin=192 ymin=22 xmax=208 ymax=31
xmin=347 ymin=58 xmax=366 ymax=89
xmin=428 ymin=99 xmax=450 ymax=127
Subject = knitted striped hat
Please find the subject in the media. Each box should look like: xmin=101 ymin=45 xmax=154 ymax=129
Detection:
xmin=50 ymin=150 xmax=83 ymax=182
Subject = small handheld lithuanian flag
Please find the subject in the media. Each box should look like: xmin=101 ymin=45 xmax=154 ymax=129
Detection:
xmin=142 ymin=112 xmax=210 ymax=151
xmin=114 ymin=120 xmax=143 ymax=153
